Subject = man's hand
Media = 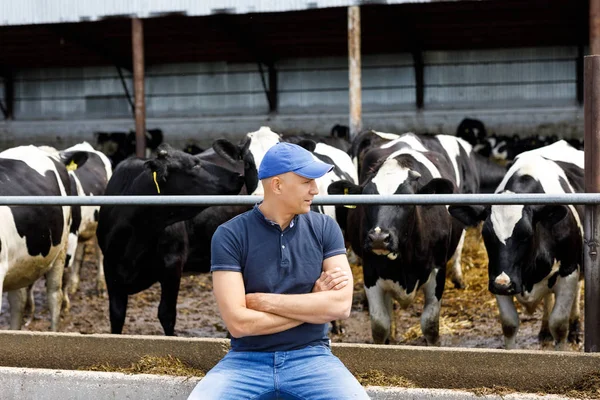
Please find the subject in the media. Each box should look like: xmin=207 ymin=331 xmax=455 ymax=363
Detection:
xmin=245 ymin=292 xmax=266 ymax=311
xmin=312 ymin=267 xmax=349 ymax=293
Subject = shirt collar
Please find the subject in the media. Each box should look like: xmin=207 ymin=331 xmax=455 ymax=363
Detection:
xmin=253 ymin=203 xmax=298 ymax=231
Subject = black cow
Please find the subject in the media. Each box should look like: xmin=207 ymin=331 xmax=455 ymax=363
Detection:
xmin=95 ymin=129 xmax=163 ymax=167
xmin=456 ymin=118 xmax=487 ymax=148
xmin=0 ymin=145 xmax=88 ymax=331
xmin=329 ymin=146 xmax=463 ymax=345
xmin=96 ymin=144 xmax=244 ymax=335
xmin=182 ymin=143 xmax=206 ymax=156
xmin=182 ymin=139 xmax=258 ymax=275
xmin=449 ymin=140 xmax=583 ymax=350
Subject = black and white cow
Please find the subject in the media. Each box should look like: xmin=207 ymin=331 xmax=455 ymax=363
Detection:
xmin=449 ymin=140 xmax=583 ymax=350
xmin=329 ymin=146 xmax=463 ymax=345
xmin=348 ymin=131 xmax=506 ymax=289
xmin=96 ymin=144 xmax=244 ymax=335
xmin=224 ymin=126 xmax=359 ymax=212
xmin=60 ymin=142 xmax=113 ymax=301
xmin=0 ymin=145 xmax=87 ymax=331
xmin=349 ymin=130 xmax=401 ymax=175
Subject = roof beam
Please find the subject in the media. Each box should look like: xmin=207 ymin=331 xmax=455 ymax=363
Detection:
xmin=210 ymin=14 xmax=275 ymax=64
xmin=48 ymin=24 xmax=133 ymax=72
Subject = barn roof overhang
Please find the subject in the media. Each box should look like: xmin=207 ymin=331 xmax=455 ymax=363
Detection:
xmin=0 ymin=0 xmax=588 ymax=70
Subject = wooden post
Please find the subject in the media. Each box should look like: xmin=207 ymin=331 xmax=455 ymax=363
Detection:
xmin=132 ymin=18 xmax=146 ymax=158
xmin=584 ymin=55 xmax=600 ymax=352
xmin=592 ymin=0 xmax=600 ymax=55
xmin=348 ymin=6 xmax=362 ymax=140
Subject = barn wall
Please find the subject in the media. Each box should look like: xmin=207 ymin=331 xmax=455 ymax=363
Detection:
xmin=0 ymin=46 xmax=583 ymax=150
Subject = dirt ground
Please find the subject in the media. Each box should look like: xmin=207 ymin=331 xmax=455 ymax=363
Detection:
xmin=0 ymin=227 xmax=584 ymax=352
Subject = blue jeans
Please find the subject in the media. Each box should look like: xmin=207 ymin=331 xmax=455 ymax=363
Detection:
xmin=187 ymin=344 xmax=370 ymax=399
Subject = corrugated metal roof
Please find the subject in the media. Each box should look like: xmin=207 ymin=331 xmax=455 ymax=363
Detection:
xmin=0 ymin=0 xmax=584 ymax=69
xmin=0 ymin=0 xmax=441 ymax=26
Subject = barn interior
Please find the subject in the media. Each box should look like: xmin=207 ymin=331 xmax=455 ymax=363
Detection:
xmin=0 ymin=0 xmax=588 ymax=151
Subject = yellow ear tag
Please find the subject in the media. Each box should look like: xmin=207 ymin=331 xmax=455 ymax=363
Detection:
xmin=343 ymin=187 xmax=356 ymax=209
xmin=66 ymin=160 xmax=77 ymax=171
xmin=152 ymin=171 xmax=161 ymax=194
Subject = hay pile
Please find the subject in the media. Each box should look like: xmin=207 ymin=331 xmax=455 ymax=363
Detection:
xmin=86 ymin=355 xmax=205 ymax=378
xmin=543 ymin=373 xmax=600 ymax=399
xmin=354 ymin=370 xmax=416 ymax=387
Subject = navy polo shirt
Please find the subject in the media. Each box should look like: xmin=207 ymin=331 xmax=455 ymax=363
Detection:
xmin=211 ymin=204 xmax=347 ymax=352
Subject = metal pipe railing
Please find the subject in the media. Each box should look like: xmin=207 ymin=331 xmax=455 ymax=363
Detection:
xmin=1 ymin=193 xmax=599 ymax=206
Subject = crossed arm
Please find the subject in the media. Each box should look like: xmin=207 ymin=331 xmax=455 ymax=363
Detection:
xmin=212 ymin=254 xmax=353 ymax=338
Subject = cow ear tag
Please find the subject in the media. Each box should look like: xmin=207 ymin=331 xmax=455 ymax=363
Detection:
xmin=343 ymin=187 xmax=356 ymax=209
xmin=152 ymin=171 xmax=161 ymax=194
xmin=66 ymin=160 xmax=78 ymax=171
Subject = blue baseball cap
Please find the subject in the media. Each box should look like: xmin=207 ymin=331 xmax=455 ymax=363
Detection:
xmin=258 ymin=142 xmax=334 ymax=180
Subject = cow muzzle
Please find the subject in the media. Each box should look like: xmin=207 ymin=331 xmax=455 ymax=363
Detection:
xmin=489 ymin=272 xmax=519 ymax=295
xmin=365 ymin=227 xmax=398 ymax=260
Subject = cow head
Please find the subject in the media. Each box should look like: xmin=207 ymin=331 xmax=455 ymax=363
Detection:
xmin=212 ymin=137 xmax=257 ymax=194
xmin=329 ymin=158 xmax=454 ymax=260
xmin=449 ymin=201 xmax=568 ymax=295
xmin=232 ymin=126 xmax=282 ymax=196
xmin=144 ymin=144 xmax=244 ymax=198
xmin=456 ymin=118 xmax=487 ymax=147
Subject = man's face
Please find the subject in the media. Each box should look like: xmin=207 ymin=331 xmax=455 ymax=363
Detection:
xmin=277 ymin=172 xmax=319 ymax=214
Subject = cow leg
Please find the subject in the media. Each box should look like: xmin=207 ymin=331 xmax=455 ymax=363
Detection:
xmin=330 ymin=320 xmax=345 ymax=335
xmin=538 ymin=293 xmax=554 ymax=344
xmin=24 ymin=284 xmax=36 ymax=326
xmin=496 ymin=295 xmax=519 ymax=349
xmin=550 ymin=271 xmax=579 ymax=351
xmin=66 ymin=241 xmax=86 ymax=295
xmin=446 ymin=230 xmax=466 ymax=289
xmin=46 ymin=249 xmax=66 ymax=332
xmin=568 ymin=278 xmax=583 ymax=344
xmin=8 ymin=288 xmax=28 ymax=330
xmin=346 ymin=247 xmax=361 ymax=266
xmin=95 ymin=240 xmax=107 ymax=297
xmin=108 ymin=289 xmax=128 ymax=334
xmin=365 ymin=282 xmax=393 ymax=344
xmin=421 ymin=268 xmax=443 ymax=346
xmin=158 ymin=273 xmax=181 ymax=336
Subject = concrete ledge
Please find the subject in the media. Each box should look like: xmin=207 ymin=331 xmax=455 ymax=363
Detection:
xmin=0 ymin=367 xmax=574 ymax=400
xmin=0 ymin=331 xmax=598 ymax=393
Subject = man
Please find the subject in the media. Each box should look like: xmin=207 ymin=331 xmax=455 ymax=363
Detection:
xmin=187 ymin=142 xmax=369 ymax=399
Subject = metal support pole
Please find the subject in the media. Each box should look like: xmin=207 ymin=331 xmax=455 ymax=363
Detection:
xmin=132 ymin=18 xmax=146 ymax=158
xmin=584 ymin=55 xmax=600 ymax=352
xmin=1 ymin=68 xmax=14 ymax=120
xmin=348 ymin=6 xmax=362 ymax=140
xmin=268 ymin=63 xmax=278 ymax=114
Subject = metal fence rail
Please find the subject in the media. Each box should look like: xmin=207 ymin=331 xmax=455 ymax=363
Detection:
xmin=1 ymin=193 xmax=600 ymax=206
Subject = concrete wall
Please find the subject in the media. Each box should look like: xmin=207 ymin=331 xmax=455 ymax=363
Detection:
xmin=0 ymin=105 xmax=583 ymax=151
xmin=0 ymin=367 xmax=574 ymax=400
xmin=0 ymin=331 xmax=599 ymax=393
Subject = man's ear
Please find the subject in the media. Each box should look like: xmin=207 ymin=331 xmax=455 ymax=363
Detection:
xmin=267 ymin=177 xmax=282 ymax=194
